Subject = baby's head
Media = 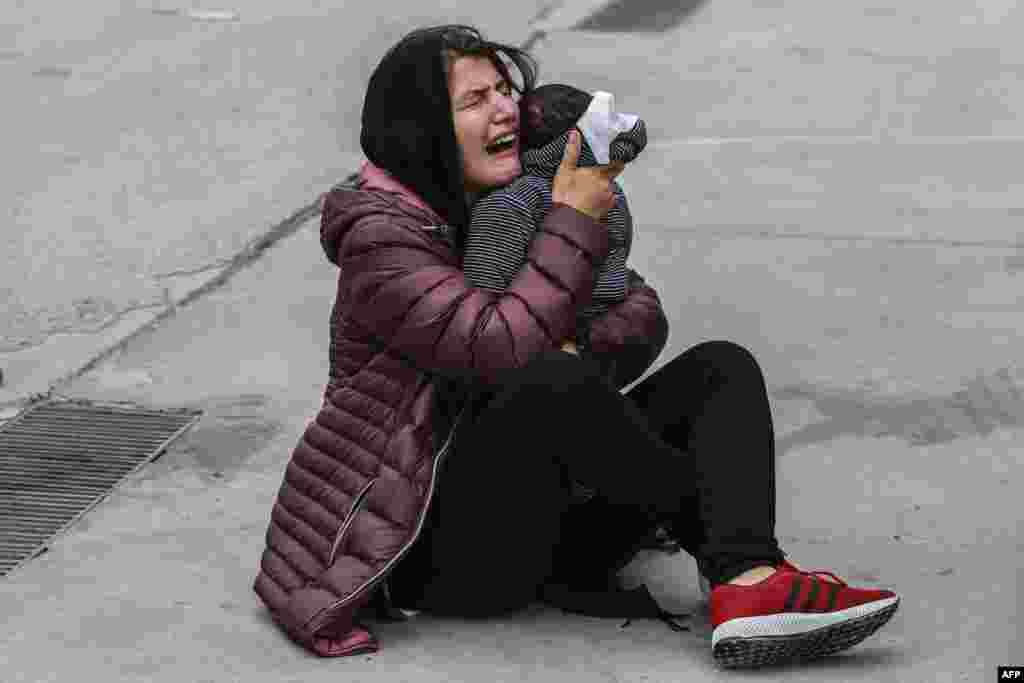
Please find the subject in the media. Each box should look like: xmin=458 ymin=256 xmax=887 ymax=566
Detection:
xmin=520 ymin=84 xmax=646 ymax=166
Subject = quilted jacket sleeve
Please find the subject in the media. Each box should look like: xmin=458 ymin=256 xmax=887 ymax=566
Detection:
xmin=337 ymin=203 xmax=611 ymax=388
xmin=583 ymin=268 xmax=670 ymax=390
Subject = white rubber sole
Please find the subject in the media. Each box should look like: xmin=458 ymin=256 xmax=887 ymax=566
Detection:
xmin=712 ymin=595 xmax=899 ymax=648
xmin=712 ymin=597 xmax=899 ymax=668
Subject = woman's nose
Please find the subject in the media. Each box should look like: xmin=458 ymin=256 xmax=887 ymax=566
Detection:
xmin=494 ymin=93 xmax=517 ymax=119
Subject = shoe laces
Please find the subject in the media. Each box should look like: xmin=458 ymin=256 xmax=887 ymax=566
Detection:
xmin=781 ymin=561 xmax=847 ymax=587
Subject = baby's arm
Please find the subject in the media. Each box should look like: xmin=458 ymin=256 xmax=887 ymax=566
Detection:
xmin=575 ymin=185 xmax=633 ymax=367
xmin=462 ymin=188 xmax=537 ymax=293
xmin=614 ymin=181 xmax=634 ymax=260
xmin=579 ymin=185 xmax=633 ymax=318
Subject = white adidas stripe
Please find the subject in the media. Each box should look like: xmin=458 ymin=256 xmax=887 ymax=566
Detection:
xmin=711 ymin=596 xmax=899 ymax=647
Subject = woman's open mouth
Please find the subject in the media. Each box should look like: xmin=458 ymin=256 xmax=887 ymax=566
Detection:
xmin=485 ymin=132 xmax=518 ymax=156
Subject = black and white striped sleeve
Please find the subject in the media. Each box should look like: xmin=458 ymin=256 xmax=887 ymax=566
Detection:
xmin=463 ymin=188 xmax=538 ymax=293
xmin=609 ymin=118 xmax=648 ymax=165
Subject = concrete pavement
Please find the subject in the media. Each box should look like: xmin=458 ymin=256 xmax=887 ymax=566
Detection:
xmin=0 ymin=0 xmax=547 ymax=405
xmin=1 ymin=208 xmax=1018 ymax=681
xmin=2 ymin=0 xmax=1023 ymax=680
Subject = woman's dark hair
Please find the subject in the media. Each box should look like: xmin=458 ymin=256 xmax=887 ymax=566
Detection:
xmin=360 ymin=25 xmax=538 ymax=250
xmin=519 ymin=83 xmax=593 ymax=151
xmin=434 ymin=25 xmax=538 ymax=96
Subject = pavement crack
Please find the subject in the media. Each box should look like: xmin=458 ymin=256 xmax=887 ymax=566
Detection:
xmin=772 ymin=368 xmax=1024 ymax=454
xmin=528 ymin=0 xmax=561 ymax=25
xmin=1 ymin=300 xmax=167 ymax=353
xmin=1 ymin=196 xmax=323 ymax=406
xmin=153 ymin=260 xmax=233 ymax=281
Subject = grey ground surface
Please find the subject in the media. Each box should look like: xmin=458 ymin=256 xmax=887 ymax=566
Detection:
xmin=0 ymin=0 xmax=536 ymax=402
xmin=2 ymin=0 xmax=1022 ymax=681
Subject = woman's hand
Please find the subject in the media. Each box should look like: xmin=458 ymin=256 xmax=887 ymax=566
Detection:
xmin=552 ymin=130 xmax=626 ymax=222
xmin=561 ymin=340 xmax=580 ymax=355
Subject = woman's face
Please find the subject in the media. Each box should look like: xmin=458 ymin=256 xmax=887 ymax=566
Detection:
xmin=449 ymin=55 xmax=521 ymax=197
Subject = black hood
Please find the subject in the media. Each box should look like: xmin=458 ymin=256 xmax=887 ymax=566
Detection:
xmin=359 ymin=28 xmax=469 ymax=236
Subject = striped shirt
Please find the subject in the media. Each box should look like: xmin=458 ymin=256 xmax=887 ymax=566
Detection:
xmin=463 ymin=120 xmax=646 ymax=345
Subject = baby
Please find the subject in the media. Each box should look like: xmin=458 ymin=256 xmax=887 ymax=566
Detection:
xmin=462 ymin=84 xmax=647 ymax=355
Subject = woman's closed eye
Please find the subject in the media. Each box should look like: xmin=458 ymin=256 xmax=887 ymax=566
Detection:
xmin=460 ymin=81 xmax=513 ymax=109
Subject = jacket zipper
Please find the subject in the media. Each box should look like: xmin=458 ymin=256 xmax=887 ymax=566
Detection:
xmin=305 ymin=400 xmax=469 ymax=633
xmin=327 ymin=477 xmax=378 ymax=567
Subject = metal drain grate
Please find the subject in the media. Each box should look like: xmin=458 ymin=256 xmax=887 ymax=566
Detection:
xmin=0 ymin=400 xmax=201 ymax=577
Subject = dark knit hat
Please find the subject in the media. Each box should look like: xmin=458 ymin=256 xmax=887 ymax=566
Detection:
xmin=520 ymin=84 xmax=647 ymax=166
xmin=519 ymin=84 xmax=594 ymax=151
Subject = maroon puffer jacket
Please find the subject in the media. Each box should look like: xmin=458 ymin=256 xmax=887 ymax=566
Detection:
xmin=252 ymin=162 xmax=669 ymax=656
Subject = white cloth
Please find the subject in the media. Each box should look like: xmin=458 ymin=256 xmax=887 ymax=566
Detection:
xmin=576 ymin=91 xmax=640 ymax=165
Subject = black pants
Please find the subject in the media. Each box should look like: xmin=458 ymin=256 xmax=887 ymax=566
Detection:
xmin=388 ymin=340 xmax=786 ymax=617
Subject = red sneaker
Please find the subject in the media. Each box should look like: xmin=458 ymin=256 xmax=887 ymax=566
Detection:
xmin=709 ymin=560 xmax=899 ymax=668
